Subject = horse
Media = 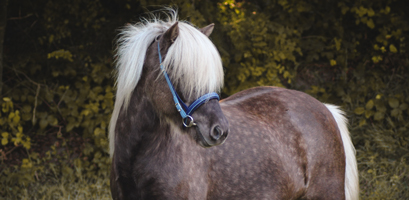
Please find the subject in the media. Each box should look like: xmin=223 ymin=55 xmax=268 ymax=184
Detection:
xmin=109 ymin=10 xmax=359 ymax=200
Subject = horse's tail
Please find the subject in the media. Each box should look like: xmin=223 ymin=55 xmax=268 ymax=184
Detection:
xmin=324 ymin=104 xmax=359 ymax=200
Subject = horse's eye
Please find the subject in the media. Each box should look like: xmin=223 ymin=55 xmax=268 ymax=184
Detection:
xmin=155 ymin=35 xmax=161 ymax=41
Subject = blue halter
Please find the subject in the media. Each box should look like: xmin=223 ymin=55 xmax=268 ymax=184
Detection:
xmin=158 ymin=42 xmax=220 ymax=127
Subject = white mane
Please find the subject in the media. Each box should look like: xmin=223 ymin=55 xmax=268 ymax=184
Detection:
xmin=109 ymin=10 xmax=224 ymax=156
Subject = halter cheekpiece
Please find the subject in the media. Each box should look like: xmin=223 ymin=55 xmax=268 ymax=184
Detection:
xmin=157 ymin=42 xmax=220 ymax=127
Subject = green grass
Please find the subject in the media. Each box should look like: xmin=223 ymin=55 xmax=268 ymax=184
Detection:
xmin=1 ymin=164 xmax=111 ymax=199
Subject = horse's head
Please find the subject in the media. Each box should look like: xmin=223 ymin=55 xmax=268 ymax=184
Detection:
xmin=141 ymin=21 xmax=229 ymax=148
xmin=143 ymin=22 xmax=229 ymax=147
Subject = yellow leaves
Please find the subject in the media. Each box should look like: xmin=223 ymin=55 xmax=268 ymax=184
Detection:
xmin=1 ymin=97 xmax=31 ymax=149
xmin=12 ymin=111 xmax=21 ymax=125
xmin=330 ymin=59 xmax=337 ymax=66
xmin=374 ymin=111 xmax=384 ymax=121
xmin=389 ymin=44 xmax=398 ymax=53
xmin=21 ymin=158 xmax=33 ymax=168
xmin=382 ymin=6 xmax=391 ymax=14
xmin=252 ymin=67 xmax=265 ymax=76
xmin=22 ymin=137 xmax=31 ymax=150
xmin=253 ymin=42 xmax=267 ymax=47
xmin=1 ymin=132 xmax=9 ymax=138
xmin=388 ymin=98 xmax=399 ymax=108
xmin=356 ymin=99 xmax=376 ymax=121
xmin=81 ymin=109 xmax=91 ymax=116
xmin=2 ymin=97 xmax=13 ymax=113
xmin=1 ymin=138 xmax=8 ymax=146
xmin=39 ymin=118 xmax=48 ymax=130
xmin=366 ymin=18 xmax=375 ymax=29
xmin=359 ymin=119 xmax=367 ymax=127
xmin=5 ymin=110 xmax=21 ymax=127
xmin=283 ymin=71 xmax=290 ymax=79
xmin=13 ymin=132 xmax=23 ymax=146
xmin=353 ymin=6 xmax=376 ymax=18
xmin=366 ymin=100 xmax=374 ymax=110
xmin=367 ymin=8 xmax=375 ymax=17
xmin=341 ymin=6 xmax=349 ymax=15
xmin=47 ymin=49 xmax=74 ymax=62
xmin=49 ymin=34 xmax=54 ymax=43
xmin=372 ymin=56 xmax=383 ymax=63
xmin=351 ymin=6 xmax=377 ymax=28
xmin=58 ymin=85 xmax=70 ymax=90
xmin=94 ymin=127 xmax=106 ymax=137
xmin=356 ymin=96 xmax=407 ymax=127
xmin=334 ymin=38 xmax=342 ymax=51
xmin=1 ymin=132 xmax=9 ymax=145
xmin=52 ymin=71 xmax=59 ymax=77
xmin=307 ymin=86 xmax=325 ymax=95
xmin=49 ymin=116 xmax=58 ymax=126
xmin=357 ymin=6 xmax=367 ymax=17
xmin=373 ymin=44 xmax=379 ymax=50
xmin=100 ymin=121 xmax=107 ymax=129
xmin=354 ymin=107 xmax=365 ymax=115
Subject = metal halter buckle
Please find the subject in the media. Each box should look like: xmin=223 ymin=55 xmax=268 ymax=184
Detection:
xmin=183 ymin=115 xmax=196 ymax=127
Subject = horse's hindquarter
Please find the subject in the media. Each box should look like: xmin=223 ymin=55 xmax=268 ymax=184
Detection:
xmin=209 ymin=87 xmax=345 ymax=199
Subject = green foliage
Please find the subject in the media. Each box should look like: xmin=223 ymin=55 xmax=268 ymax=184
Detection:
xmin=1 ymin=97 xmax=31 ymax=149
xmin=1 ymin=0 xmax=113 ymax=198
xmin=217 ymin=0 xmax=300 ymax=94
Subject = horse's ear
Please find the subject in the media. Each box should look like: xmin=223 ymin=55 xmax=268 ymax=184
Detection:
xmin=160 ymin=22 xmax=179 ymax=51
xmin=199 ymin=23 xmax=214 ymax=37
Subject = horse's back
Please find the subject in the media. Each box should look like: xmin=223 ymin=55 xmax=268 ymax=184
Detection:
xmin=211 ymin=87 xmax=345 ymax=199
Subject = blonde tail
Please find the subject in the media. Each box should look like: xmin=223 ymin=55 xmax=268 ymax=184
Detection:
xmin=325 ymin=104 xmax=359 ymax=200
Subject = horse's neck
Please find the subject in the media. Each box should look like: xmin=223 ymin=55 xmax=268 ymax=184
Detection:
xmin=114 ymin=91 xmax=187 ymax=158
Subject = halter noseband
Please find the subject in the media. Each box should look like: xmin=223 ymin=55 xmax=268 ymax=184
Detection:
xmin=157 ymin=42 xmax=220 ymax=127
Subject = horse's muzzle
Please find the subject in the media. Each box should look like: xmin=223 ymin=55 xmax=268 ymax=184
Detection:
xmin=195 ymin=123 xmax=228 ymax=148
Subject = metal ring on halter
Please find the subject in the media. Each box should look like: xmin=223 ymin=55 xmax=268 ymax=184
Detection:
xmin=183 ymin=115 xmax=197 ymax=127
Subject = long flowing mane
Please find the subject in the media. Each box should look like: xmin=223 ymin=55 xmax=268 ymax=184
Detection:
xmin=109 ymin=10 xmax=224 ymax=156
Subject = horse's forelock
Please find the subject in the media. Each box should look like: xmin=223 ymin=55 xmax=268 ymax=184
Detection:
xmin=162 ymin=22 xmax=224 ymax=100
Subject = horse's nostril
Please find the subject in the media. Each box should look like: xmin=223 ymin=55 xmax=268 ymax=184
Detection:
xmin=210 ymin=126 xmax=223 ymax=141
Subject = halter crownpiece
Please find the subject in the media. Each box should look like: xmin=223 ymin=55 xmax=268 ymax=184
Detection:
xmin=158 ymin=42 xmax=220 ymax=127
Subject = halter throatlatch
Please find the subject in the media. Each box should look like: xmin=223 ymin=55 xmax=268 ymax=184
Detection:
xmin=158 ymin=42 xmax=220 ymax=127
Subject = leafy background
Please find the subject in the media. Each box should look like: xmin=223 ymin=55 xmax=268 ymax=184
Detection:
xmin=0 ymin=0 xmax=408 ymax=199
